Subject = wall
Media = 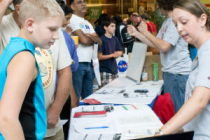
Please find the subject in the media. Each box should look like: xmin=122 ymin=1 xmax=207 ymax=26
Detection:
xmin=201 ymin=0 xmax=210 ymax=11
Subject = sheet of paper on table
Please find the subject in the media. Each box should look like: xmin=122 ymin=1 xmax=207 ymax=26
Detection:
xmin=114 ymin=104 xmax=151 ymax=112
xmin=74 ymin=119 xmax=119 ymax=133
xmin=116 ymin=115 xmax=160 ymax=125
xmin=122 ymin=125 xmax=163 ymax=138
xmin=74 ymin=133 xmax=122 ymax=140
xmin=85 ymin=134 xmax=101 ymax=140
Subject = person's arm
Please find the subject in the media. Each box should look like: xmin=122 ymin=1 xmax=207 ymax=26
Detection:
xmin=127 ymin=24 xmax=171 ymax=53
xmin=65 ymin=26 xmax=72 ymax=36
xmin=70 ymin=41 xmax=79 ymax=108
xmin=0 ymin=51 xmax=37 ymax=140
xmin=159 ymin=87 xmax=210 ymax=134
xmin=138 ymin=22 xmax=171 ymax=53
xmin=46 ymin=66 xmax=71 ymax=129
xmin=159 ymin=51 xmax=210 ymax=134
xmin=72 ymin=29 xmax=94 ymax=46
xmin=87 ymin=33 xmax=102 ymax=46
xmin=0 ymin=0 xmax=12 ymax=23
xmin=98 ymin=51 xmax=115 ymax=60
xmin=127 ymin=25 xmax=156 ymax=47
xmin=115 ymin=50 xmax=123 ymax=57
xmin=70 ymin=82 xmax=78 ymax=109
xmin=46 ymin=29 xmax=73 ymax=128
xmin=114 ymin=37 xmax=123 ymax=58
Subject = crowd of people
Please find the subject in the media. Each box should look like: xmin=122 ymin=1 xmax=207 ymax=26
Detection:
xmin=0 ymin=0 xmax=210 ymax=140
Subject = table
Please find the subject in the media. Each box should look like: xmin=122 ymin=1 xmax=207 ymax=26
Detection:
xmin=68 ymin=105 xmax=163 ymax=140
xmin=68 ymin=77 xmax=164 ymax=140
xmin=84 ymin=77 xmax=163 ymax=105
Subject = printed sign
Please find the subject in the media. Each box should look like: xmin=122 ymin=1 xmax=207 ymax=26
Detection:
xmin=89 ymin=7 xmax=102 ymax=19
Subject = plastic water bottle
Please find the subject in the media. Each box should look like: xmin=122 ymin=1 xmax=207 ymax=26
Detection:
xmin=142 ymin=67 xmax=148 ymax=82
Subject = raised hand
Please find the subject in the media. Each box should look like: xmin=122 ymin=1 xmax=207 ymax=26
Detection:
xmin=137 ymin=21 xmax=148 ymax=35
xmin=65 ymin=25 xmax=73 ymax=36
xmin=0 ymin=0 xmax=13 ymax=7
xmin=127 ymin=25 xmax=138 ymax=37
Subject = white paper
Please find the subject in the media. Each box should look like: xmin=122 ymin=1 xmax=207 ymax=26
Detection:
xmin=74 ymin=119 xmax=118 ymax=133
xmin=92 ymin=43 xmax=101 ymax=86
xmin=85 ymin=134 xmax=101 ymax=140
xmin=114 ymin=106 xmax=128 ymax=112
xmin=55 ymin=119 xmax=68 ymax=127
xmin=75 ymin=134 xmax=87 ymax=140
xmin=133 ymin=104 xmax=151 ymax=110
xmin=74 ymin=118 xmax=107 ymax=124
xmin=100 ymin=134 xmax=115 ymax=140
xmin=116 ymin=115 xmax=160 ymax=125
xmin=122 ymin=125 xmax=162 ymax=137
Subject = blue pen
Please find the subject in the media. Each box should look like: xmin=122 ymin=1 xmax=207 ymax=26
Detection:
xmin=85 ymin=126 xmax=109 ymax=129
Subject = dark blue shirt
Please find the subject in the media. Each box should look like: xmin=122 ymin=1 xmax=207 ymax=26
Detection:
xmin=95 ymin=25 xmax=105 ymax=37
xmin=98 ymin=35 xmax=122 ymax=74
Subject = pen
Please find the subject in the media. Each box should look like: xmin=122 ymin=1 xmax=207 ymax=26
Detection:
xmin=83 ymin=134 xmax=87 ymax=140
xmin=85 ymin=126 xmax=109 ymax=129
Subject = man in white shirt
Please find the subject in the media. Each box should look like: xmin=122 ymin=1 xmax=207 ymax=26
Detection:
xmin=69 ymin=0 xmax=102 ymax=100
xmin=0 ymin=0 xmax=76 ymax=139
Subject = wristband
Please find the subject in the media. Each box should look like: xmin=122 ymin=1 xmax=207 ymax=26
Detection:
xmin=155 ymin=129 xmax=165 ymax=135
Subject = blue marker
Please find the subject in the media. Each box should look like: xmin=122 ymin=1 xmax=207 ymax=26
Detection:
xmin=85 ymin=126 xmax=109 ymax=129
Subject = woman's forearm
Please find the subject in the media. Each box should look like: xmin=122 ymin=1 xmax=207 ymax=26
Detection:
xmin=135 ymin=31 xmax=156 ymax=48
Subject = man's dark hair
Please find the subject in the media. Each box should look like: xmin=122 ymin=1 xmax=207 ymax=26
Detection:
xmin=56 ymin=0 xmax=65 ymax=5
xmin=141 ymin=13 xmax=149 ymax=20
xmin=101 ymin=17 xmax=116 ymax=30
xmin=57 ymin=1 xmax=73 ymax=16
xmin=126 ymin=19 xmax=133 ymax=25
xmin=113 ymin=15 xmax=123 ymax=26
xmin=13 ymin=0 xmax=23 ymax=6
xmin=131 ymin=13 xmax=140 ymax=17
xmin=156 ymin=0 xmax=175 ymax=11
xmin=70 ymin=0 xmax=74 ymax=5
xmin=94 ymin=13 xmax=109 ymax=25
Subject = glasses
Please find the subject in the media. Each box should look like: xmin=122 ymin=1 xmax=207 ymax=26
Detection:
xmin=74 ymin=0 xmax=87 ymax=5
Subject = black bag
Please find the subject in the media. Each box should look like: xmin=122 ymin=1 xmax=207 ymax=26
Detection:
xmin=120 ymin=25 xmax=135 ymax=44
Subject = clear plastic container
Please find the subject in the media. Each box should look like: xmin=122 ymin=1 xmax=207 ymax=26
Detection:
xmin=142 ymin=67 xmax=148 ymax=82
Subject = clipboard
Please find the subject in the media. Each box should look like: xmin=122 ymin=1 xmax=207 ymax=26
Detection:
xmin=134 ymin=131 xmax=194 ymax=140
